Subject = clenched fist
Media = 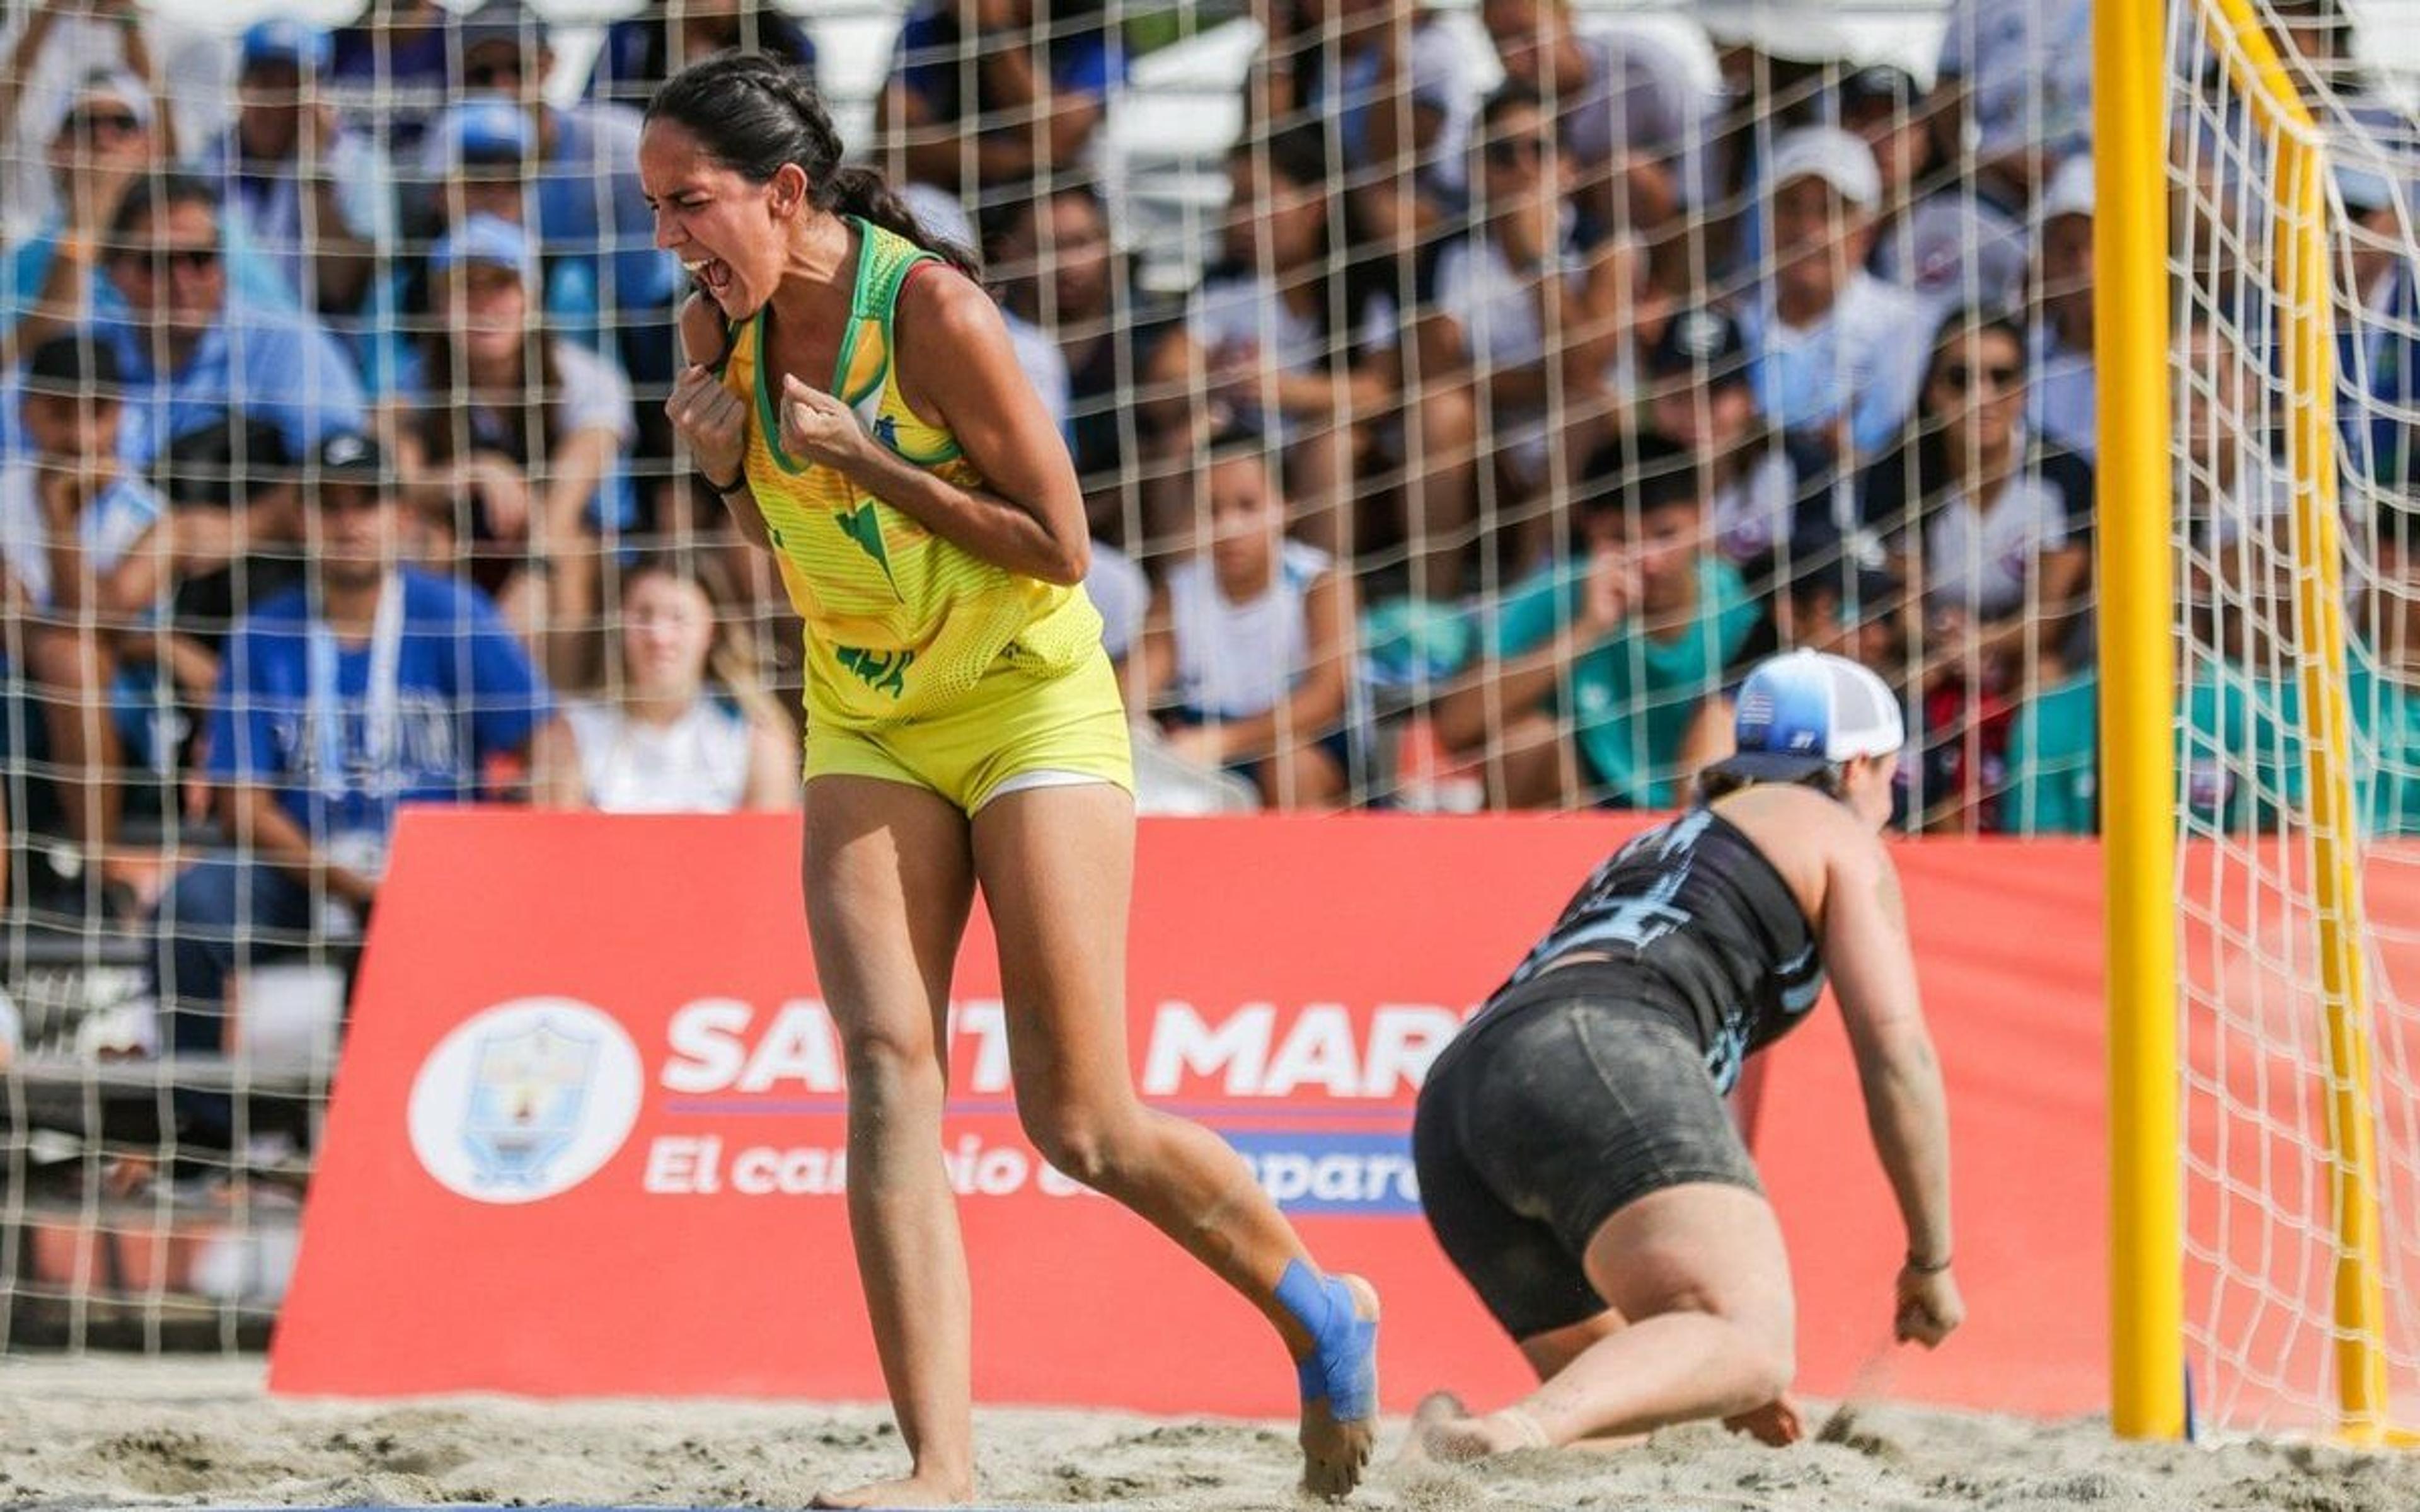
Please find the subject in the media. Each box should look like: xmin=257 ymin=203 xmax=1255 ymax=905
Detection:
xmin=779 ymin=373 xmax=872 ymax=473
xmin=666 ymin=363 xmax=747 ymax=486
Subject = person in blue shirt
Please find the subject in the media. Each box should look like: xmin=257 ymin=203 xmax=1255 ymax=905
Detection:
xmin=150 ymin=430 xmax=566 ymax=1136
xmin=188 ymin=20 xmax=393 ymax=320
xmin=14 ymin=173 xmax=367 ymax=505
xmin=325 ymin=0 xmax=455 ymax=158
xmin=875 ymin=0 xmax=1124 ymax=210
xmin=409 ymin=3 xmax=680 ymax=328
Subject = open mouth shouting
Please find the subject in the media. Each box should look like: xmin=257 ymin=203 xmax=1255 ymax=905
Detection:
xmin=684 ymin=255 xmax=735 ymax=303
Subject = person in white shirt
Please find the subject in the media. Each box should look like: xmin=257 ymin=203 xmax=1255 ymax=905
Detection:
xmin=1480 ymin=0 xmax=1712 ymax=237
xmin=1860 ymin=310 xmax=2090 ymax=673
xmin=1419 ymin=83 xmax=1647 ymax=579
xmin=1137 ymin=428 xmax=1360 ymax=810
xmin=0 ymin=331 xmax=164 ymax=870
xmin=1736 ymin=126 xmax=1933 ymax=469
xmin=539 ymin=556 xmax=797 ymax=813
xmin=1187 ymin=125 xmax=1403 ymax=573
xmin=2027 ymin=156 xmax=2096 ymax=462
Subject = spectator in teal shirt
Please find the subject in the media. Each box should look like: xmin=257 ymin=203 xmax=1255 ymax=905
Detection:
xmin=2002 ymin=667 xmax=2097 ymax=835
xmin=1434 ymin=439 xmax=1760 ymax=807
xmin=2005 ymin=538 xmax=2420 ymax=837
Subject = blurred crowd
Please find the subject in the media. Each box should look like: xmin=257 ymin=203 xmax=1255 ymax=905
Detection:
xmin=1 ymin=0 xmax=2418 ymax=956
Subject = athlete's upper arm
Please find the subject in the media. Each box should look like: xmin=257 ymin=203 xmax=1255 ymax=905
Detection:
xmin=896 ymin=268 xmax=1086 ymax=547
xmin=1821 ymin=825 xmax=1929 ymax=1068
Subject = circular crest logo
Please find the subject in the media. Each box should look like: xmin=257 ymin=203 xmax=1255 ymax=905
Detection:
xmin=408 ymin=998 xmax=644 ymax=1205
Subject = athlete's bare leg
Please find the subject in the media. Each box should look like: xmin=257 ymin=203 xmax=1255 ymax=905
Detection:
xmin=1416 ymin=1183 xmax=1794 ymax=1459
xmin=972 ymin=782 xmax=1380 ymax=1498
xmin=1516 ymin=1305 xmax=1802 ymax=1447
xmin=802 ymin=776 xmax=979 ymax=1510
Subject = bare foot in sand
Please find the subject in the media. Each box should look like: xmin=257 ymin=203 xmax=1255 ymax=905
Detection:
xmin=1724 ymin=1395 xmax=1806 ymax=1446
xmin=1297 ymin=1273 xmax=1380 ymax=1500
xmin=1412 ymin=1401 xmax=1552 ymax=1462
xmin=809 ymin=1470 xmax=972 ymax=1508
xmin=1396 ymin=1390 xmax=1466 ymax=1464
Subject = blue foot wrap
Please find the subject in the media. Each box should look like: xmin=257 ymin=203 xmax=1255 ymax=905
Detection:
xmin=1276 ymin=1259 xmax=1377 ymax=1424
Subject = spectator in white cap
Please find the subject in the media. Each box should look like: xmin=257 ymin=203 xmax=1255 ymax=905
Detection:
xmin=2027 ymin=154 xmax=2095 ymax=462
xmin=1734 ymin=125 xmax=1932 ymax=467
xmin=190 ymin=20 xmax=392 ymax=319
xmin=1 ymin=66 xmax=158 ymax=353
xmin=0 ymin=0 xmax=232 ymax=242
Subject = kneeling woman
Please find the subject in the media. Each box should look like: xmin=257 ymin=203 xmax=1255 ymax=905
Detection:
xmin=1412 ymin=650 xmax=1962 ymax=1456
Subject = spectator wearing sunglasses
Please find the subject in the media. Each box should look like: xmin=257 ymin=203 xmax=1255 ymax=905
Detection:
xmin=1 ymin=175 xmax=366 ymax=569
xmin=4 ymin=69 xmax=310 ymax=362
xmin=1479 ymin=0 xmax=1714 ymax=243
xmin=0 ymin=0 xmax=234 ymax=241
xmin=1857 ymin=307 xmax=2092 ymax=832
xmin=1416 ymin=84 xmax=1652 ymax=588
xmin=2 ymin=69 xmax=157 ymax=353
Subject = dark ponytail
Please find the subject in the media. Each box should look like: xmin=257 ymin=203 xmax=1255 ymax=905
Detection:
xmin=646 ymin=52 xmax=980 ymax=279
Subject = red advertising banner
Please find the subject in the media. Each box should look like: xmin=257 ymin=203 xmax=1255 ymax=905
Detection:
xmin=274 ymin=812 xmax=2125 ymax=1416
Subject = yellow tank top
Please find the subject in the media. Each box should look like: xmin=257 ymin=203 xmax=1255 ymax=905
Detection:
xmin=721 ymin=217 xmax=1103 ymax=728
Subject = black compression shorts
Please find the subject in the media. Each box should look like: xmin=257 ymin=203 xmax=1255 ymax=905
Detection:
xmin=1412 ymin=968 xmax=1764 ymax=1340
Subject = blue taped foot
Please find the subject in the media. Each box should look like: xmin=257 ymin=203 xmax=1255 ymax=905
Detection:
xmin=1277 ymin=1259 xmax=1378 ymax=1423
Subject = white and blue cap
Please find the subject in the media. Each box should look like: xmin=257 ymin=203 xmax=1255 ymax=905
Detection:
xmin=1712 ymin=650 xmax=1905 ymax=782
xmin=430 ymin=213 xmax=538 ymax=284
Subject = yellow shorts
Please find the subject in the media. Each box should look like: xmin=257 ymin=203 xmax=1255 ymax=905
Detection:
xmin=802 ymin=644 xmax=1134 ymax=814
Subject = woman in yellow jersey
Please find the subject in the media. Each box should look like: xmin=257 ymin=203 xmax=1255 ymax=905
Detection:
xmin=638 ymin=54 xmax=1378 ymax=1510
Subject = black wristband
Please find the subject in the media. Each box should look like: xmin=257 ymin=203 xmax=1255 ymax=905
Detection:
xmin=1905 ymin=1251 xmax=1952 ymax=1274
xmin=700 ymin=466 xmax=748 ymax=498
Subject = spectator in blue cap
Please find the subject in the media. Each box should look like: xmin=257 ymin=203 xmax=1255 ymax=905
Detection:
xmin=413 ymin=0 xmax=680 ymax=375
xmin=379 ymin=214 xmax=638 ymax=684
xmin=368 ymin=98 xmax=608 ymax=393
xmin=413 ymin=0 xmax=678 ymax=521
xmin=189 ymin=18 xmax=392 ymax=319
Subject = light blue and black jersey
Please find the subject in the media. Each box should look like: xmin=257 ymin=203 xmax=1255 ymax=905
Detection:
xmin=1480 ymin=808 xmax=1827 ymax=1092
